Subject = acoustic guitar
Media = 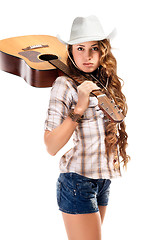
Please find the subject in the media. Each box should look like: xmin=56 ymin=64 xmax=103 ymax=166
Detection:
xmin=0 ymin=35 xmax=125 ymax=123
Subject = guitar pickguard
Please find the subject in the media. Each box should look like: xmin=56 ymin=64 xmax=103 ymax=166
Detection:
xmin=18 ymin=51 xmax=42 ymax=63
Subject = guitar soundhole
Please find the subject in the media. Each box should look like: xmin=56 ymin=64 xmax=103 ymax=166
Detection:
xmin=39 ymin=54 xmax=58 ymax=61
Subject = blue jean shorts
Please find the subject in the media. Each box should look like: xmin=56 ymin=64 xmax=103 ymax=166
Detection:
xmin=56 ymin=172 xmax=111 ymax=214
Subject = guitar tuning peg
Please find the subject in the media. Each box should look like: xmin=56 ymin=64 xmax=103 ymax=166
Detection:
xmin=118 ymin=109 xmax=123 ymax=114
xmin=104 ymin=118 xmax=111 ymax=123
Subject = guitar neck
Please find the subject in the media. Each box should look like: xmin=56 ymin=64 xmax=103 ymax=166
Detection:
xmin=49 ymin=59 xmax=101 ymax=97
xmin=49 ymin=59 xmax=84 ymax=86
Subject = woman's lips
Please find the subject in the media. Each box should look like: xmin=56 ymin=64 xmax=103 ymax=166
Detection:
xmin=83 ymin=63 xmax=93 ymax=66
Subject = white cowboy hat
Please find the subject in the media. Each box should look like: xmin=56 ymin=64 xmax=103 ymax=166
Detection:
xmin=57 ymin=15 xmax=116 ymax=45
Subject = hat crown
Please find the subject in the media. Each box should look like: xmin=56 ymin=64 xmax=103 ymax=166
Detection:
xmin=57 ymin=15 xmax=116 ymax=45
xmin=70 ymin=15 xmax=105 ymax=41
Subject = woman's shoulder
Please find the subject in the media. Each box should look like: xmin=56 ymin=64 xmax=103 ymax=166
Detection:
xmin=52 ymin=76 xmax=77 ymax=91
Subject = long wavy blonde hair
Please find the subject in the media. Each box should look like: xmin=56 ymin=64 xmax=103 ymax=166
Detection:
xmin=67 ymin=39 xmax=130 ymax=168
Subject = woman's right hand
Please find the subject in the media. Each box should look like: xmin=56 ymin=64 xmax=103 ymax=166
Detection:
xmin=74 ymin=81 xmax=100 ymax=115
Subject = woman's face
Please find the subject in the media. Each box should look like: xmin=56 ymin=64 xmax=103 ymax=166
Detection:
xmin=72 ymin=41 xmax=101 ymax=73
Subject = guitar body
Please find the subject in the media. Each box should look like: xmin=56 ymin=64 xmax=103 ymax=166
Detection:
xmin=0 ymin=35 xmax=67 ymax=87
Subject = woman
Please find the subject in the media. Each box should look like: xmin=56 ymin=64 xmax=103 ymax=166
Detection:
xmin=44 ymin=15 xmax=129 ymax=240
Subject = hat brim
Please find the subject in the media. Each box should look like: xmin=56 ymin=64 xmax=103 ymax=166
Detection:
xmin=57 ymin=35 xmax=107 ymax=45
xmin=56 ymin=29 xmax=117 ymax=45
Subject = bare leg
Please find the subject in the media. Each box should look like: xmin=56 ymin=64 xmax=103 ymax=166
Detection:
xmin=98 ymin=206 xmax=107 ymax=224
xmin=62 ymin=211 xmax=102 ymax=240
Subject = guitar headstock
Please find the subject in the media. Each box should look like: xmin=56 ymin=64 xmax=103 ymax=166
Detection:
xmin=91 ymin=90 xmax=125 ymax=123
xmin=99 ymin=97 xmax=124 ymax=123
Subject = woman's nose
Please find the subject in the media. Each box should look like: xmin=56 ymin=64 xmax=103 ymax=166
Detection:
xmin=85 ymin=50 xmax=92 ymax=60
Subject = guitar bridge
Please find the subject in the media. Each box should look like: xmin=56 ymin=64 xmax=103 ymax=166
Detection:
xmin=22 ymin=44 xmax=49 ymax=51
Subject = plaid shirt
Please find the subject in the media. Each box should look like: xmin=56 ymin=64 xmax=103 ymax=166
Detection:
xmin=44 ymin=76 xmax=121 ymax=179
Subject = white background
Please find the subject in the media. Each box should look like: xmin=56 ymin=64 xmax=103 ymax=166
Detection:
xmin=0 ymin=0 xmax=160 ymax=239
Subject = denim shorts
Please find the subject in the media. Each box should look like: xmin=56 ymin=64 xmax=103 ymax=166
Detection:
xmin=56 ymin=172 xmax=111 ymax=214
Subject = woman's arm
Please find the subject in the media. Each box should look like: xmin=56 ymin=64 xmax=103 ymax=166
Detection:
xmin=44 ymin=115 xmax=79 ymax=156
xmin=44 ymin=81 xmax=100 ymax=156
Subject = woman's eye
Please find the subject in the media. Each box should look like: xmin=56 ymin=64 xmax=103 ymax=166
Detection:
xmin=92 ymin=47 xmax=99 ymax=51
xmin=77 ymin=47 xmax=84 ymax=51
